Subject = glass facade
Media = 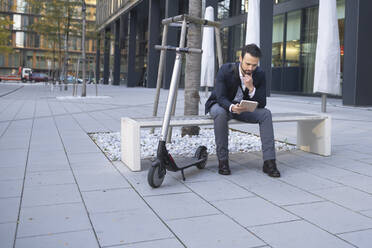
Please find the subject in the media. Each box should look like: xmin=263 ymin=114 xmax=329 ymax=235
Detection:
xmin=271 ymin=0 xmax=345 ymax=94
xmin=0 ymin=0 xmax=97 ymax=78
xmin=218 ymin=0 xmax=247 ymax=63
xmin=215 ymin=0 xmax=345 ymax=95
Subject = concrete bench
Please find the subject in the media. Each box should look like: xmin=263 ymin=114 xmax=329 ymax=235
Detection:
xmin=121 ymin=112 xmax=331 ymax=171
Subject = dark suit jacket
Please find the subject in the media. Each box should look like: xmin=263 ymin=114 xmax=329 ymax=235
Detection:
xmin=205 ymin=62 xmax=267 ymax=114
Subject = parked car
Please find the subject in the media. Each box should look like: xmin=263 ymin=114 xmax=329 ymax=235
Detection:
xmin=30 ymin=73 xmax=50 ymax=82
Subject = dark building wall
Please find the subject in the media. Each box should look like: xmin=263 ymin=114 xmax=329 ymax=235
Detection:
xmin=260 ymin=0 xmax=274 ymax=96
xmin=146 ymin=0 xmax=161 ymax=88
xmin=343 ymin=0 xmax=372 ymax=106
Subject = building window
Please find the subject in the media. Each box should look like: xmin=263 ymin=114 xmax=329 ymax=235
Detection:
xmin=218 ymin=0 xmax=231 ymax=20
xmin=0 ymin=54 xmax=4 ymax=67
xmin=275 ymin=0 xmax=290 ymax=4
xmin=272 ymin=14 xmax=284 ymax=68
xmin=272 ymin=0 xmax=345 ymax=94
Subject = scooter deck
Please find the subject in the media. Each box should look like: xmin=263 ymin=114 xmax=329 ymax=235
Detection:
xmin=174 ymin=156 xmax=204 ymax=169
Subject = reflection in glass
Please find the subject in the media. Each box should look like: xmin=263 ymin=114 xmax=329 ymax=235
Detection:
xmin=301 ymin=6 xmax=318 ymax=93
xmin=232 ymin=23 xmax=246 ymax=61
xmin=218 ymin=0 xmax=230 ymax=20
xmin=272 ymin=14 xmax=284 ymax=67
xmin=285 ymin=10 xmax=301 ymax=67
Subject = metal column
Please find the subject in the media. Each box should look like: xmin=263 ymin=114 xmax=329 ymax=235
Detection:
xmin=95 ymin=33 xmax=101 ymax=84
xmin=113 ymin=19 xmax=121 ymax=86
xmin=103 ymin=28 xmax=110 ymax=85
xmin=147 ymin=0 xmax=161 ymax=88
xmin=127 ymin=10 xmax=137 ymax=87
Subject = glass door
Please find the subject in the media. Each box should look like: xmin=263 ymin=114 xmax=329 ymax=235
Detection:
xmin=271 ymin=14 xmax=284 ymax=91
xmin=272 ymin=10 xmax=302 ymax=93
xmin=283 ymin=10 xmax=301 ymax=92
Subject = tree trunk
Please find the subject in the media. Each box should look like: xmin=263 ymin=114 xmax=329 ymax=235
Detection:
xmin=181 ymin=0 xmax=202 ymax=137
xmin=63 ymin=0 xmax=71 ymax=91
xmin=52 ymin=40 xmax=56 ymax=82
xmin=57 ymin=16 xmax=62 ymax=89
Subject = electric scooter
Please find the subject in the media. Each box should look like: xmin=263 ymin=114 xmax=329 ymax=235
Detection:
xmin=147 ymin=45 xmax=208 ymax=188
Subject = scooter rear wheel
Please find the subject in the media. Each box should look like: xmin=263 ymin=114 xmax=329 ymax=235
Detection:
xmin=195 ymin=146 xmax=208 ymax=169
xmin=148 ymin=160 xmax=166 ymax=188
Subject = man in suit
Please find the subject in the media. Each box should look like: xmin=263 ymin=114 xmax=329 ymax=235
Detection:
xmin=205 ymin=44 xmax=280 ymax=177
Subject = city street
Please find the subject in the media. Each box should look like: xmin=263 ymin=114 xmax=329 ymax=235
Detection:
xmin=1 ymin=83 xmax=372 ymax=248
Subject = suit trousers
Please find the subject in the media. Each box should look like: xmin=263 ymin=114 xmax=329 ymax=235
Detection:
xmin=209 ymin=103 xmax=276 ymax=161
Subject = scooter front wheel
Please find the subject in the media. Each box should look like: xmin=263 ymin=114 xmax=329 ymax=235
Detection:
xmin=195 ymin=146 xmax=208 ymax=169
xmin=147 ymin=160 xmax=166 ymax=188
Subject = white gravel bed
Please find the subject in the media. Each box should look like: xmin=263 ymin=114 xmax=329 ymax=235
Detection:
xmin=89 ymin=128 xmax=296 ymax=161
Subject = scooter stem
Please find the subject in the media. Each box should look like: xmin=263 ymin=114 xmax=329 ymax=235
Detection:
xmin=160 ymin=54 xmax=182 ymax=141
xmin=160 ymin=19 xmax=187 ymax=141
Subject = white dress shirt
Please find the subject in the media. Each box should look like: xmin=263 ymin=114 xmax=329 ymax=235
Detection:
xmin=229 ymin=64 xmax=256 ymax=112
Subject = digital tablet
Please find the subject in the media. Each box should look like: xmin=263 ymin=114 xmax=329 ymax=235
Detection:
xmin=239 ymin=100 xmax=258 ymax=112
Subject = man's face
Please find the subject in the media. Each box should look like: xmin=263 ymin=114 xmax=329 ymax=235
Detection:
xmin=239 ymin=53 xmax=259 ymax=76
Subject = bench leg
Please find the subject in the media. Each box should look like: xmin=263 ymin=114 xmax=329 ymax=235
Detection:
xmin=297 ymin=117 xmax=331 ymax=156
xmin=121 ymin=118 xmax=141 ymax=171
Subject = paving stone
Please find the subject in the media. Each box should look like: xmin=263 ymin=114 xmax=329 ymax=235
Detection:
xmin=25 ymin=170 xmax=75 ymax=187
xmin=67 ymin=152 xmax=110 ymax=166
xmin=15 ymin=229 xmax=99 ymax=248
xmin=360 ymin=209 xmax=372 ymax=218
xmin=0 ymin=222 xmax=16 ymax=248
xmin=0 ymin=149 xmax=28 ymax=167
xmin=170 ymin=166 xmax=221 ymax=182
xmin=303 ymin=164 xmax=358 ymax=180
xmin=73 ymin=167 xmax=130 ymax=191
xmin=26 ymin=160 xmax=71 ymax=172
xmin=90 ymin=207 xmax=172 ymax=247
xmin=64 ymin=143 xmax=102 ymax=154
xmin=285 ymin=201 xmax=372 ymax=234
xmin=167 ymin=214 xmax=264 ymax=248
xmin=278 ymin=171 xmax=342 ymax=191
xmin=0 ymin=197 xmax=20 ymax=223
xmin=226 ymin=170 xmax=284 ymax=190
xmin=22 ymin=184 xmax=81 ymax=207
xmin=0 ymin=180 xmax=23 ymax=198
xmin=332 ymin=160 xmax=372 ymax=177
xmin=29 ymin=141 xmax=64 ymax=151
xmin=27 ymin=150 xmax=67 ymax=164
xmin=82 ymin=188 xmax=148 ymax=214
xmin=144 ymin=192 xmax=219 ymax=220
xmin=276 ymin=151 xmax=304 ymax=164
xmin=185 ymin=179 xmax=254 ymax=202
xmin=113 ymin=163 xmax=191 ymax=197
xmin=115 ymin=238 xmax=184 ymax=248
xmin=357 ymin=157 xmax=372 ymax=166
xmin=249 ymin=220 xmax=354 ymax=248
xmin=312 ymin=187 xmax=372 ymax=211
xmin=17 ymin=203 xmax=91 ymax=238
xmin=338 ymin=229 xmax=372 ymax=248
xmin=63 ymin=139 xmax=96 ymax=148
xmin=213 ymin=197 xmax=299 ymax=227
xmin=329 ymin=174 xmax=372 ymax=194
xmin=248 ymin=180 xmax=322 ymax=206
xmin=206 ymin=159 xmax=255 ymax=174
xmin=0 ymin=167 xmax=25 ymax=181
xmin=0 ymin=138 xmax=30 ymax=150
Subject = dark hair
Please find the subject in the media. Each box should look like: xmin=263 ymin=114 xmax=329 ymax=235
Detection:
xmin=241 ymin=44 xmax=262 ymax=59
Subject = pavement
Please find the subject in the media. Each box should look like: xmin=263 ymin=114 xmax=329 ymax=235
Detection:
xmin=1 ymin=82 xmax=372 ymax=248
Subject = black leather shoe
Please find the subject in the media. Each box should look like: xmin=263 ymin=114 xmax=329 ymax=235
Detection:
xmin=263 ymin=159 xmax=281 ymax=177
xmin=218 ymin=159 xmax=231 ymax=175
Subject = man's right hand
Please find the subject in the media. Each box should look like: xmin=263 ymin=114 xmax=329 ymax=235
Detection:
xmin=231 ymin=104 xmax=246 ymax=114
